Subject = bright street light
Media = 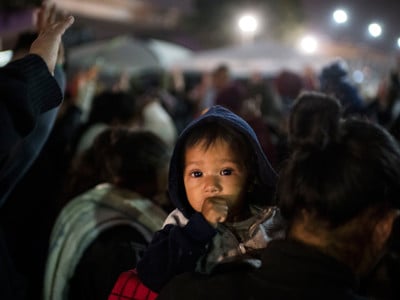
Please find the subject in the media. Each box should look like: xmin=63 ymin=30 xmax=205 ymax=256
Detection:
xmin=300 ymin=35 xmax=318 ymax=54
xmin=368 ymin=23 xmax=382 ymax=38
xmin=397 ymin=37 xmax=400 ymax=48
xmin=238 ymin=14 xmax=258 ymax=33
xmin=237 ymin=13 xmax=259 ymax=44
xmin=333 ymin=9 xmax=348 ymax=24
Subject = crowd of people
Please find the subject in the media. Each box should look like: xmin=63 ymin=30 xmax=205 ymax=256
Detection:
xmin=1 ymin=1 xmax=400 ymax=300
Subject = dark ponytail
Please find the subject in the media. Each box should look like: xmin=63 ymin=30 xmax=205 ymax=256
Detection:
xmin=288 ymin=91 xmax=341 ymax=154
xmin=278 ymin=91 xmax=400 ymax=227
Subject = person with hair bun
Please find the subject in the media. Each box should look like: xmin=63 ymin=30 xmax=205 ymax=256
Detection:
xmin=157 ymin=91 xmax=400 ymax=300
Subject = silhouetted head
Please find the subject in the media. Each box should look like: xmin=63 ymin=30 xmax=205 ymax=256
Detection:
xmin=278 ymin=91 xmax=400 ymax=274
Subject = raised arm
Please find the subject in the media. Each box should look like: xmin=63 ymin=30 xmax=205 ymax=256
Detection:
xmin=0 ymin=1 xmax=74 ymax=206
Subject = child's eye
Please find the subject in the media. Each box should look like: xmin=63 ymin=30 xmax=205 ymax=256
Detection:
xmin=190 ymin=171 xmax=203 ymax=178
xmin=220 ymin=169 xmax=233 ymax=176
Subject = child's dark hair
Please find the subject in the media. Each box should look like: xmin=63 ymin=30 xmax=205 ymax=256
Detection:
xmin=184 ymin=119 xmax=253 ymax=167
xmin=278 ymin=91 xmax=400 ymax=228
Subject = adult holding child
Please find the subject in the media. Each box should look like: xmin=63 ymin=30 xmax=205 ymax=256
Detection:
xmin=127 ymin=104 xmax=285 ymax=297
xmin=157 ymin=92 xmax=400 ymax=300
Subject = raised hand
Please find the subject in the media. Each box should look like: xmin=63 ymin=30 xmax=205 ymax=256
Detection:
xmin=30 ymin=1 xmax=74 ymax=74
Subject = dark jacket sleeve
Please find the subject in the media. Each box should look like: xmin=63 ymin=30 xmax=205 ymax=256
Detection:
xmin=0 ymin=54 xmax=62 ymax=148
xmin=136 ymin=212 xmax=216 ymax=292
xmin=0 ymin=54 xmax=63 ymax=207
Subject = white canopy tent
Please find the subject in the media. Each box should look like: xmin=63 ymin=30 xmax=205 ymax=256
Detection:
xmin=174 ymin=40 xmax=335 ymax=76
xmin=68 ymin=35 xmax=193 ymax=75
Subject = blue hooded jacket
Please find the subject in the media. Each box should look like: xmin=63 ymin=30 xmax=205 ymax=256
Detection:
xmin=169 ymin=105 xmax=277 ymax=217
xmin=137 ymin=105 xmax=280 ymax=292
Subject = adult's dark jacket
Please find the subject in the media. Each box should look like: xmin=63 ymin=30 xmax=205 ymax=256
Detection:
xmin=0 ymin=54 xmax=62 ymax=206
xmin=158 ymin=239 xmax=367 ymax=300
xmin=0 ymin=54 xmax=63 ymax=299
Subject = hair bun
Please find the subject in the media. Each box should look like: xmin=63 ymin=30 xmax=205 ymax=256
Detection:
xmin=288 ymin=92 xmax=341 ymax=152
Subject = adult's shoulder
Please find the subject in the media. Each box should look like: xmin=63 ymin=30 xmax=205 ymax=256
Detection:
xmin=158 ymin=253 xmax=261 ymax=300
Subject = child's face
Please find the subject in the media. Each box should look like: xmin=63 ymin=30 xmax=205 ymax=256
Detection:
xmin=183 ymin=139 xmax=249 ymax=220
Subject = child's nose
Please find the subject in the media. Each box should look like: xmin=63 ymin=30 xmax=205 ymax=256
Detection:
xmin=204 ymin=175 xmax=221 ymax=193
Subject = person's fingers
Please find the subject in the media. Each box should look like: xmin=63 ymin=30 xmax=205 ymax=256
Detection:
xmin=58 ymin=9 xmax=68 ymax=22
xmin=206 ymin=196 xmax=228 ymax=206
xmin=42 ymin=14 xmax=74 ymax=37
xmin=54 ymin=15 xmax=75 ymax=35
xmin=29 ymin=10 xmax=74 ymax=75
xmin=35 ymin=14 xmax=74 ymax=41
xmin=36 ymin=4 xmax=45 ymax=30
xmin=216 ymin=215 xmax=226 ymax=223
xmin=48 ymin=3 xmax=57 ymax=24
xmin=203 ymin=196 xmax=228 ymax=224
xmin=37 ymin=1 xmax=52 ymax=31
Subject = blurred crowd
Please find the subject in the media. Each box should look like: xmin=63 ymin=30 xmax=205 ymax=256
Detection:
xmin=1 ymin=2 xmax=400 ymax=300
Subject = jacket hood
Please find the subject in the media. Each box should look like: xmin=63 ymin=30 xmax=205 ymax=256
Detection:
xmin=168 ymin=105 xmax=277 ymax=218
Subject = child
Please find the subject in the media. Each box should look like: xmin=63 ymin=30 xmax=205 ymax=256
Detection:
xmin=136 ymin=105 xmax=284 ymax=292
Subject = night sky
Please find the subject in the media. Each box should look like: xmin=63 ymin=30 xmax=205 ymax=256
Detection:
xmin=302 ymin=0 xmax=400 ymax=52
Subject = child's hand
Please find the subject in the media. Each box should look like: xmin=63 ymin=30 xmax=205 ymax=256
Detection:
xmin=201 ymin=196 xmax=228 ymax=227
